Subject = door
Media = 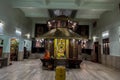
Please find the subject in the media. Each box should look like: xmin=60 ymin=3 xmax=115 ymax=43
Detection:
xmin=93 ymin=42 xmax=101 ymax=63
xmin=10 ymin=38 xmax=19 ymax=61
xmin=0 ymin=47 xmax=3 ymax=57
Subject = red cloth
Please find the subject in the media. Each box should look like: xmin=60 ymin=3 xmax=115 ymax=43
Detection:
xmin=44 ymin=51 xmax=50 ymax=59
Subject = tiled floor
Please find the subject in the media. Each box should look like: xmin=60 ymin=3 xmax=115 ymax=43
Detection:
xmin=0 ymin=59 xmax=120 ymax=80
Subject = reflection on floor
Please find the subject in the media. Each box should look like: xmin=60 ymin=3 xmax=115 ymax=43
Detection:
xmin=0 ymin=59 xmax=120 ymax=80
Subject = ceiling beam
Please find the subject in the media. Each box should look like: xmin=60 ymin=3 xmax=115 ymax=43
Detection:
xmin=83 ymin=0 xmax=114 ymax=2
xmin=75 ymin=0 xmax=80 ymax=6
xmin=12 ymin=1 xmax=114 ymax=11
xmin=75 ymin=0 xmax=85 ymax=6
xmin=42 ymin=0 xmax=47 ymax=5
xmin=83 ymin=2 xmax=115 ymax=10
xmin=45 ymin=0 xmax=50 ymax=5
xmin=76 ymin=14 xmax=100 ymax=19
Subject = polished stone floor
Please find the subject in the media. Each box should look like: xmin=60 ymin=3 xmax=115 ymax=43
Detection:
xmin=0 ymin=59 xmax=120 ymax=80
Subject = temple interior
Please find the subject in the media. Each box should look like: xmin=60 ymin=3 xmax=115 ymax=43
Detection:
xmin=0 ymin=0 xmax=120 ymax=80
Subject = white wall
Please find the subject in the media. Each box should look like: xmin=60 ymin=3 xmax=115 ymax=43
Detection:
xmin=0 ymin=1 xmax=32 ymax=53
xmin=92 ymin=5 xmax=120 ymax=56
xmin=24 ymin=39 xmax=32 ymax=51
xmin=0 ymin=35 xmax=10 ymax=53
xmin=0 ymin=1 xmax=32 ymax=38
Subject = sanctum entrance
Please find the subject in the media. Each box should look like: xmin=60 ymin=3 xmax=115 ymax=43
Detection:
xmin=54 ymin=39 xmax=69 ymax=59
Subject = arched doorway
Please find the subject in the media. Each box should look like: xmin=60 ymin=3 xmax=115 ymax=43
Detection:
xmin=10 ymin=38 xmax=19 ymax=61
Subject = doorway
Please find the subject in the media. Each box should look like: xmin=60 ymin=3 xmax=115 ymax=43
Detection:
xmin=93 ymin=42 xmax=101 ymax=63
xmin=10 ymin=38 xmax=19 ymax=61
xmin=54 ymin=39 xmax=69 ymax=59
xmin=0 ymin=47 xmax=3 ymax=57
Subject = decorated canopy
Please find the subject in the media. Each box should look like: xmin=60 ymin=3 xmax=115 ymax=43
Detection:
xmin=39 ymin=27 xmax=81 ymax=39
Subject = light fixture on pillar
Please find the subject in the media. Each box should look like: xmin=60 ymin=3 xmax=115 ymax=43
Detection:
xmin=93 ymin=36 xmax=99 ymax=42
xmin=0 ymin=21 xmax=4 ymax=28
xmin=102 ymin=31 xmax=109 ymax=38
xmin=93 ymin=36 xmax=97 ymax=42
xmin=16 ymin=29 xmax=22 ymax=36
xmin=26 ymin=34 xmax=30 ymax=39
xmin=25 ymin=33 xmax=30 ymax=39
xmin=0 ymin=21 xmax=4 ymax=34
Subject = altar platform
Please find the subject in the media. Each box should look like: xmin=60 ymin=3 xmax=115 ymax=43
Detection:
xmin=40 ymin=58 xmax=82 ymax=70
